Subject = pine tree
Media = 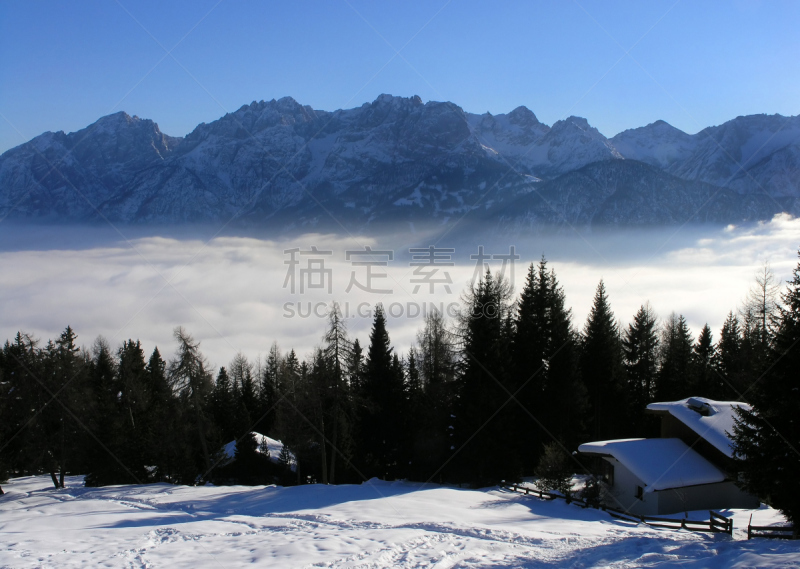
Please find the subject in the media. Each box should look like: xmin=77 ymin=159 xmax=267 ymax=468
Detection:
xmin=358 ymin=304 xmax=405 ymax=479
xmin=2 ymin=333 xmax=42 ymax=480
xmin=256 ymin=343 xmax=280 ymax=436
xmin=733 ymin=250 xmax=800 ymax=530
xmin=655 ymin=313 xmax=694 ymax=402
xmin=413 ymin=310 xmax=455 ymax=481
xmin=512 ymin=259 xmax=586 ymax=471
xmin=622 ymin=304 xmax=659 ymax=434
xmin=715 ymin=312 xmax=745 ymax=399
xmin=322 ymin=303 xmax=353 ymax=483
xmin=44 ymin=327 xmax=88 ymax=488
xmin=690 ymin=324 xmax=715 ymax=396
xmin=169 ymin=327 xmax=216 ymax=481
xmin=212 ymin=367 xmax=236 ymax=441
xmin=453 ymin=270 xmax=517 ymax=485
xmin=581 ymin=281 xmax=625 ymax=441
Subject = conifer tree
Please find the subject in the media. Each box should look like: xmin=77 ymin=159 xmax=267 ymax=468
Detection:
xmin=512 ymin=259 xmax=586 ymax=470
xmin=257 ymin=343 xmax=281 ymax=435
xmin=413 ymin=310 xmax=455 ymax=481
xmin=715 ymin=312 xmax=745 ymax=399
xmin=581 ymin=281 xmax=625 ymax=441
xmin=691 ymin=324 xmax=716 ymax=397
xmin=622 ymin=304 xmax=659 ymax=434
xmin=358 ymin=304 xmax=406 ymax=479
xmin=453 ymin=270 xmax=517 ymax=485
xmin=655 ymin=313 xmax=694 ymax=402
xmin=169 ymin=327 xmax=216 ymax=480
xmin=733 ymin=250 xmax=800 ymax=531
xmin=322 ymin=303 xmax=353 ymax=484
xmin=212 ymin=367 xmax=236 ymax=441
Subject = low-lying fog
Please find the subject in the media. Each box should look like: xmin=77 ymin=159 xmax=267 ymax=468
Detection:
xmin=1 ymin=216 xmax=799 ymax=369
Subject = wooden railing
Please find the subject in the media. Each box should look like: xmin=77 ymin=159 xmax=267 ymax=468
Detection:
xmin=747 ymin=514 xmax=795 ymax=540
xmin=501 ymin=482 xmax=733 ymax=536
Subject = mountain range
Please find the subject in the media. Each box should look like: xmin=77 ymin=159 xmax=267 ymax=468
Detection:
xmin=1 ymin=94 xmax=798 ymax=230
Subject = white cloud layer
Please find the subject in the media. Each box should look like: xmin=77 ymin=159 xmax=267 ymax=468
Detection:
xmin=1 ymin=216 xmax=798 ymax=369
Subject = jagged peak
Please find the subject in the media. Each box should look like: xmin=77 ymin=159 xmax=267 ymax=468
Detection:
xmin=371 ymin=93 xmax=424 ymax=107
xmin=507 ymin=105 xmax=540 ymax=126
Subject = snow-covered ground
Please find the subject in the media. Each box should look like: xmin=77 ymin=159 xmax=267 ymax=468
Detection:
xmin=1 ymin=476 xmax=798 ymax=568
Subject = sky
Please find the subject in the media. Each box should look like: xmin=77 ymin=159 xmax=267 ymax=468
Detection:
xmin=1 ymin=0 xmax=799 ymax=154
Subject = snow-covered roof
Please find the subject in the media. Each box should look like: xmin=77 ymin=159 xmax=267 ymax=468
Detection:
xmin=221 ymin=432 xmax=296 ymax=472
xmin=646 ymin=397 xmax=751 ymax=459
xmin=578 ymin=438 xmax=726 ymax=491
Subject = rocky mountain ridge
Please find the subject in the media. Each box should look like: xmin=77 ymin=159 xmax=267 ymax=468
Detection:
xmin=0 ymin=94 xmax=797 ymax=229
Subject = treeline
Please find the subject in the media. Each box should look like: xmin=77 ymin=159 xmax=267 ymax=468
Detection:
xmin=0 ymin=255 xmax=798 ymax=515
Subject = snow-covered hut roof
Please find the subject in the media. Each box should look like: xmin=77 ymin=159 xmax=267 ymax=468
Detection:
xmin=646 ymin=397 xmax=751 ymax=459
xmin=578 ymin=438 xmax=726 ymax=492
xmin=221 ymin=432 xmax=297 ymax=472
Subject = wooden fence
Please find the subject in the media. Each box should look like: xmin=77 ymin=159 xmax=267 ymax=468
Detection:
xmin=747 ymin=514 xmax=796 ymax=540
xmin=501 ymin=482 xmax=733 ymax=536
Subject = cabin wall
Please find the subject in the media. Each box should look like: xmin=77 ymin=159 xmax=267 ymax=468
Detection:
xmin=600 ymin=458 xmax=658 ymax=516
xmin=601 ymin=458 xmax=760 ymax=516
xmin=656 ymin=481 xmax=760 ymax=515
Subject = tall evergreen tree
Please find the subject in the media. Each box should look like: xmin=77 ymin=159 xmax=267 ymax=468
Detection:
xmin=453 ymin=270 xmax=517 ymax=485
xmin=715 ymin=312 xmax=746 ymax=399
xmin=655 ymin=313 xmax=694 ymax=402
xmin=413 ymin=310 xmax=456 ymax=481
xmin=169 ymin=327 xmax=216 ymax=481
xmin=622 ymin=304 xmax=659 ymax=434
xmin=581 ymin=281 xmax=625 ymax=441
xmin=512 ymin=259 xmax=586 ymax=471
xmin=733 ymin=250 xmax=800 ymax=531
xmin=322 ymin=303 xmax=353 ymax=484
xmin=359 ymin=304 xmax=406 ymax=479
xmin=691 ymin=324 xmax=716 ymax=397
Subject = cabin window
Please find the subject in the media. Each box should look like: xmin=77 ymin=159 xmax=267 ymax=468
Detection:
xmin=635 ymin=485 xmax=644 ymax=500
xmin=601 ymin=460 xmax=614 ymax=485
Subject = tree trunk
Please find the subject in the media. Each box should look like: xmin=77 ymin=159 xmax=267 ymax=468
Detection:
xmin=59 ymin=465 xmax=65 ymax=488
xmin=0 ymin=485 xmax=4 ymax=495
xmin=50 ymin=469 xmax=59 ymax=489
xmin=195 ymin=412 xmax=211 ymax=478
xmin=193 ymin=386 xmax=211 ymax=478
xmin=319 ymin=415 xmax=328 ymax=485
xmin=329 ymin=405 xmax=339 ymax=484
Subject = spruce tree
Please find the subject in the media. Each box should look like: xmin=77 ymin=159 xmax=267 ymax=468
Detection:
xmin=322 ymin=303 xmax=353 ymax=483
xmin=655 ymin=313 xmax=694 ymax=402
xmin=453 ymin=270 xmax=517 ymax=485
xmin=715 ymin=312 xmax=745 ymax=399
xmin=513 ymin=259 xmax=586 ymax=471
xmin=733 ymin=250 xmax=800 ymax=530
xmin=622 ymin=304 xmax=659 ymax=434
xmin=359 ymin=304 xmax=405 ymax=479
xmin=414 ymin=310 xmax=455 ymax=481
xmin=691 ymin=324 xmax=716 ymax=397
xmin=581 ymin=281 xmax=625 ymax=441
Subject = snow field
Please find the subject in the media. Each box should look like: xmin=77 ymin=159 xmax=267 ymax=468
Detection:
xmin=0 ymin=475 xmax=798 ymax=568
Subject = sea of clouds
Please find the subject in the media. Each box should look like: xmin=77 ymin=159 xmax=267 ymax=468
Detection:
xmin=1 ymin=215 xmax=798 ymax=369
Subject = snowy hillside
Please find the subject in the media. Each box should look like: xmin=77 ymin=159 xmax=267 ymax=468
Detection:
xmin=1 ymin=475 xmax=797 ymax=568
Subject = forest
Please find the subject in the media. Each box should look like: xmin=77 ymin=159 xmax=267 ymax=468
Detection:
xmin=1 ymin=251 xmax=799 ymax=525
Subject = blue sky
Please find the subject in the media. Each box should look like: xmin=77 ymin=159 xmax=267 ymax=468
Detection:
xmin=1 ymin=0 xmax=799 ymax=153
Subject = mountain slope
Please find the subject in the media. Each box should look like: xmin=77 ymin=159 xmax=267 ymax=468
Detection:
xmin=0 ymin=95 xmax=798 ymax=228
xmin=494 ymin=160 xmax=788 ymax=229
